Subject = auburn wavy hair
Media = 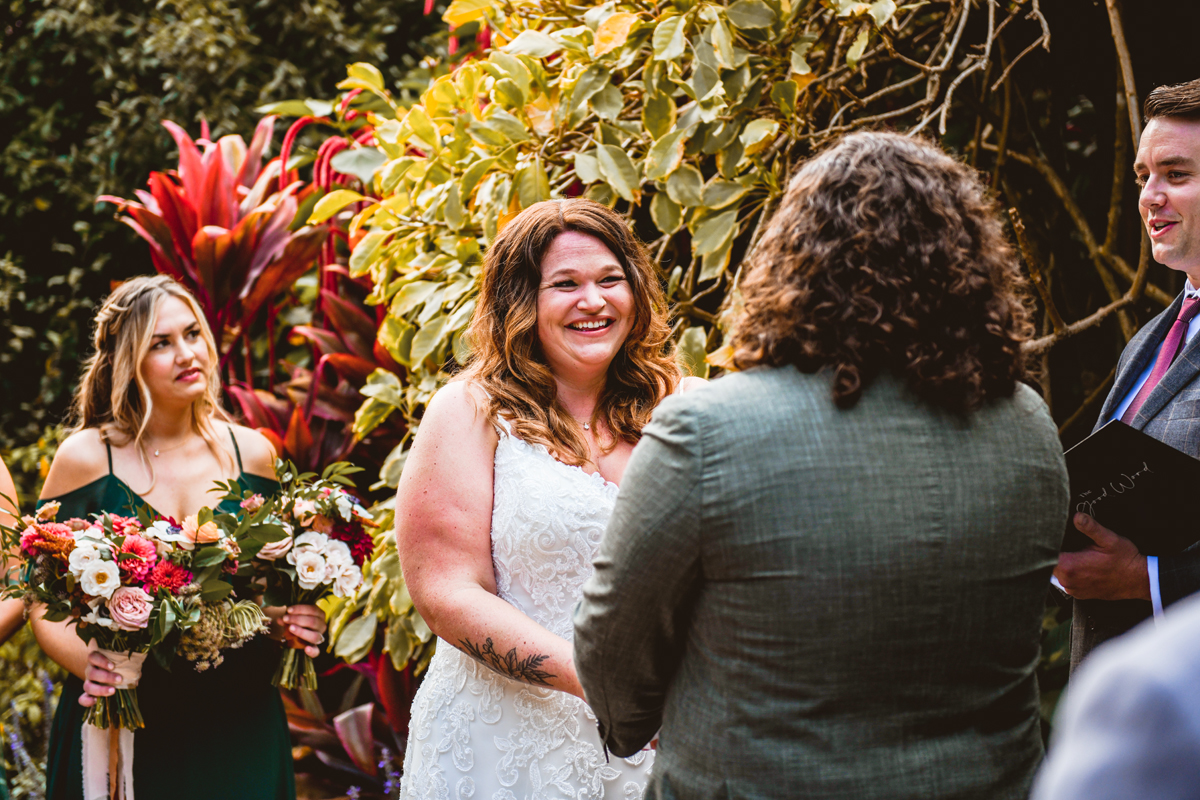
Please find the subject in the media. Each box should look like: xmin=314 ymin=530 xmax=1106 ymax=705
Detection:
xmin=71 ymin=275 xmax=233 ymax=489
xmin=732 ymin=131 xmax=1032 ymax=413
xmin=463 ymin=199 xmax=679 ymax=466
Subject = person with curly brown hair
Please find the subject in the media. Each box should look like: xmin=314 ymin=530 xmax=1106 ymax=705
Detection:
xmin=574 ymin=131 xmax=1070 ymax=800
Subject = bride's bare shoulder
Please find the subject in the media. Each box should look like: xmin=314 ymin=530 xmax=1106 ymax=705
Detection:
xmin=40 ymin=428 xmax=110 ymax=499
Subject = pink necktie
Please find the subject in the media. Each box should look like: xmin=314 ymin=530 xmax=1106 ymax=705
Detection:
xmin=1121 ymin=296 xmax=1200 ymax=424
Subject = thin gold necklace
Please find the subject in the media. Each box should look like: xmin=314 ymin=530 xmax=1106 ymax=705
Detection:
xmin=147 ymin=436 xmax=190 ymax=458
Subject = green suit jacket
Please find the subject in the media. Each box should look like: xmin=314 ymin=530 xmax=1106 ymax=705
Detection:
xmin=574 ymin=366 xmax=1068 ymax=800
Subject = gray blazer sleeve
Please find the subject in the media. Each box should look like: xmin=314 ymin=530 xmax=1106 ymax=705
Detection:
xmin=572 ymin=395 xmax=703 ymax=758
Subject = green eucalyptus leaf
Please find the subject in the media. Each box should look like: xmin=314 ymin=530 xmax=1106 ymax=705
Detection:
xmin=591 ymin=82 xmax=623 ymax=121
xmin=569 ymin=64 xmax=613 ymax=113
xmin=444 ymin=182 xmax=464 ymax=231
xmin=461 ymin=157 xmax=497 ymax=198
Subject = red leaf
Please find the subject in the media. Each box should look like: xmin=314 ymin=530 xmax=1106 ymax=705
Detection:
xmin=162 ymin=121 xmax=206 ymax=213
xmin=240 ymin=226 xmax=327 ymax=324
xmin=332 ymin=703 xmax=378 ymax=777
xmin=147 ymin=172 xmax=199 ymax=277
xmin=284 ymin=405 xmax=314 ymax=461
xmin=321 ymin=290 xmax=377 ymax=361
xmin=290 ymin=325 xmax=348 ymax=357
xmin=236 ymin=115 xmax=276 ymax=189
xmin=197 ymin=139 xmax=237 ymax=229
xmin=325 ymin=353 xmax=378 ymax=386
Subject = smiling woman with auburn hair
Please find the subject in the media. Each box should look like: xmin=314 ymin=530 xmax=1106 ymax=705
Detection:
xmin=395 ymin=198 xmax=699 ymax=799
xmin=32 ymin=275 xmax=325 ymax=800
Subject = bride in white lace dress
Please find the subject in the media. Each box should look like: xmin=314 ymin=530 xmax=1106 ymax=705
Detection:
xmin=395 ymin=199 xmax=701 ymax=800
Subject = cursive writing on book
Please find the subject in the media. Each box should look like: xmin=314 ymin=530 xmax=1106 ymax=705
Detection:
xmin=1075 ymin=461 xmax=1154 ymax=519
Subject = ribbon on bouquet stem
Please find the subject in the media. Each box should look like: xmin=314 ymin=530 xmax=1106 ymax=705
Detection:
xmin=81 ymin=643 xmax=147 ymax=800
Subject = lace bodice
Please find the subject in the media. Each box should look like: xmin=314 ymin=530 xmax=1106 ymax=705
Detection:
xmin=400 ymin=420 xmax=652 ymax=800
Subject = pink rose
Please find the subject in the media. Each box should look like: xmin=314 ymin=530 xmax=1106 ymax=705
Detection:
xmin=292 ymin=499 xmax=317 ymax=526
xmin=108 ymin=586 xmax=153 ymax=631
xmin=240 ymin=494 xmax=265 ymax=512
xmin=257 ymin=531 xmax=294 ymax=561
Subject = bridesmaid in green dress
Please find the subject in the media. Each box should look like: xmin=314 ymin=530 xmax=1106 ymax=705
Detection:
xmin=30 ymin=276 xmax=327 ymax=800
xmin=1 ymin=458 xmax=23 ymax=800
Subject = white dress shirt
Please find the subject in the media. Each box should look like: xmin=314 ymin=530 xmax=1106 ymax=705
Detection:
xmin=1107 ymin=280 xmax=1200 ymax=619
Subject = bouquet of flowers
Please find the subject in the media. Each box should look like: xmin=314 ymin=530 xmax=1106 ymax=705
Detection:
xmin=244 ymin=461 xmax=375 ymax=689
xmin=6 ymin=500 xmax=268 ymax=731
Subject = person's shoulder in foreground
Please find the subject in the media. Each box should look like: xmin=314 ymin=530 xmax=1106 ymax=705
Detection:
xmin=1032 ymin=592 xmax=1200 ymax=800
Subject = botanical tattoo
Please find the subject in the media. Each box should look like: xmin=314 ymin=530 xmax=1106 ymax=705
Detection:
xmin=458 ymin=637 xmax=556 ymax=686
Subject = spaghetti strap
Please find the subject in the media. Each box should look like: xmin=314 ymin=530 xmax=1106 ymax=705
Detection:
xmin=228 ymin=427 xmax=245 ymax=474
xmin=105 ymin=441 xmax=113 ymax=474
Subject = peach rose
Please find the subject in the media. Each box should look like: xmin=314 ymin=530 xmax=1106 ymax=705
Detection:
xmin=180 ymin=515 xmax=222 ymax=550
xmin=292 ymin=499 xmax=317 ymax=526
xmin=311 ymin=514 xmax=334 ymax=534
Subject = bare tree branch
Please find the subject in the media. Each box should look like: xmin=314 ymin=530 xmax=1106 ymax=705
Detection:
xmin=1105 ymin=0 xmax=1142 ymax=148
xmin=1058 ymin=365 xmax=1117 ymax=435
xmin=1010 ymin=207 xmax=1065 ymax=331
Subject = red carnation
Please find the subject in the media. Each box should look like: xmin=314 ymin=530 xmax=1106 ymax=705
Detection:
xmin=143 ymin=560 xmax=193 ymax=595
xmin=330 ymin=520 xmax=373 ymax=567
xmin=118 ymin=534 xmax=158 ymax=583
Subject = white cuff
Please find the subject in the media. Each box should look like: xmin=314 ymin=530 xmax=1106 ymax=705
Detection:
xmin=1148 ymin=555 xmax=1163 ymax=623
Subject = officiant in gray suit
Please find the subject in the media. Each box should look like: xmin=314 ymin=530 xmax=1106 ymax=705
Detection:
xmin=1054 ymin=79 xmax=1200 ymax=669
xmin=573 ymin=132 xmax=1069 ymax=799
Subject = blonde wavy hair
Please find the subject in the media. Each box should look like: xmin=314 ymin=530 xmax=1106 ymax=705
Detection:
xmin=71 ymin=275 xmax=233 ymax=488
xmin=463 ymin=199 xmax=679 ymax=466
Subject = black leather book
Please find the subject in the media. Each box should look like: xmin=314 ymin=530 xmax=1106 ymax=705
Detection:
xmin=1061 ymin=419 xmax=1200 ymax=554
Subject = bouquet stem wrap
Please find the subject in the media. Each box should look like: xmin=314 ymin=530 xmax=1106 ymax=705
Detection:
xmin=273 ymin=644 xmax=318 ymax=690
xmin=82 ymin=643 xmax=147 ymax=800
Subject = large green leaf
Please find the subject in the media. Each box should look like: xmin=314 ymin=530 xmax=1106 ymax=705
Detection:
xmin=666 ymin=164 xmax=704 ymax=207
xmin=573 ymin=150 xmax=602 ymax=184
xmin=410 ymin=314 xmax=448 ymax=366
xmin=308 ymin=190 xmax=363 ymax=224
xmin=596 ymin=145 xmax=640 ymax=202
xmin=652 ymin=15 xmax=687 ymax=61
xmin=701 ymin=179 xmax=749 ymax=209
xmin=569 ymin=64 xmax=613 ymax=114
xmin=645 ymin=129 xmax=689 ymax=181
xmin=643 ymin=92 xmax=676 ymax=140
xmin=503 ymin=30 xmax=564 ymax=58
xmin=725 ymin=0 xmax=776 ymax=29
xmin=691 ymin=207 xmax=739 ymax=256
xmin=677 ymin=326 xmax=710 ymax=378
xmin=515 ymin=156 xmax=551 ymax=208
xmin=334 ymin=611 xmax=378 ymax=663
xmin=650 ymin=191 xmax=682 ymax=234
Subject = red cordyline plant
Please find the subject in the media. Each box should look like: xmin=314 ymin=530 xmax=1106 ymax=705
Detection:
xmin=98 ymin=117 xmax=328 ymax=386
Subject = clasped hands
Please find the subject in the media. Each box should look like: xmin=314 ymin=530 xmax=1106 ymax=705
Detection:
xmin=80 ymin=603 xmax=327 ymax=706
xmin=1053 ymin=512 xmax=1151 ymax=602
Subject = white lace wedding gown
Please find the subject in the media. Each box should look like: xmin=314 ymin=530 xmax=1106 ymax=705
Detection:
xmin=399 ymin=419 xmax=653 ymax=800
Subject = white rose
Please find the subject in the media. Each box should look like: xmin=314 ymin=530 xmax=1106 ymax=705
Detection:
xmin=324 ymin=539 xmax=353 ymax=571
xmin=332 ymin=564 xmax=363 ymax=598
xmin=294 ymin=531 xmax=329 ymax=552
xmin=68 ymin=543 xmax=103 ymax=578
xmin=293 ymin=550 xmax=329 ymax=591
xmin=80 ymin=560 xmax=121 ymax=599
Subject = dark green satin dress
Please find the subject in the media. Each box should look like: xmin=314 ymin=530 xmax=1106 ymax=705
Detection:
xmin=42 ymin=434 xmax=294 ymax=800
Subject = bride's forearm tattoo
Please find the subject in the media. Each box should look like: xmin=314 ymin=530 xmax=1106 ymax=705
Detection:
xmin=458 ymin=637 xmax=555 ymax=686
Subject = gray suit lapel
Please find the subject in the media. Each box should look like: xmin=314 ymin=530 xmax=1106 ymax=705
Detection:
xmin=1132 ymin=316 xmax=1200 ymax=429
xmin=1096 ymin=296 xmax=1183 ymax=428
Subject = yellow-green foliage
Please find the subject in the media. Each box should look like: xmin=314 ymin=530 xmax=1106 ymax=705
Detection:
xmin=320 ymin=0 xmax=995 ymax=667
xmin=1 ymin=625 xmax=64 ymax=797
